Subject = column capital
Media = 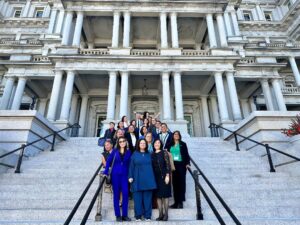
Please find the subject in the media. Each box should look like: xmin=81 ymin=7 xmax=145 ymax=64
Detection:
xmin=123 ymin=11 xmax=131 ymax=16
xmin=113 ymin=11 xmax=120 ymax=16
xmin=173 ymin=71 xmax=181 ymax=76
xmin=160 ymin=11 xmax=167 ymax=16
xmin=67 ymin=70 xmax=76 ymax=76
xmin=214 ymin=71 xmax=223 ymax=76
xmin=170 ymin=11 xmax=177 ymax=17
xmin=109 ymin=71 xmax=118 ymax=76
xmin=161 ymin=71 xmax=170 ymax=78
xmin=120 ymin=71 xmax=129 ymax=76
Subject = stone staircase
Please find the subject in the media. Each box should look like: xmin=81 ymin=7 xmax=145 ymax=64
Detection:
xmin=0 ymin=137 xmax=299 ymax=225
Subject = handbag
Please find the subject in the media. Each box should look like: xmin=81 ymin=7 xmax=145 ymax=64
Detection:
xmin=106 ymin=152 xmax=116 ymax=185
xmin=98 ymin=137 xmax=106 ymax=147
xmin=167 ymin=151 xmax=176 ymax=171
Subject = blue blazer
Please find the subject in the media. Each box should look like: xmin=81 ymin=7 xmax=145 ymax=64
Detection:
xmin=103 ymin=149 xmax=131 ymax=176
xmin=128 ymin=151 xmax=157 ymax=192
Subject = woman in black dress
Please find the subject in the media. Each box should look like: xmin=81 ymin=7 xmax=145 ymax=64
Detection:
xmin=151 ymin=139 xmax=171 ymax=221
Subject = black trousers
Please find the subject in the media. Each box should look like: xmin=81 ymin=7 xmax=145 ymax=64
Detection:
xmin=172 ymin=161 xmax=186 ymax=204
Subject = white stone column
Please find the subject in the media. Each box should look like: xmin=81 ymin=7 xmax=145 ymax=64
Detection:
xmin=55 ymin=10 xmax=65 ymax=34
xmin=162 ymin=72 xmax=171 ymax=120
xmin=107 ymin=71 xmax=117 ymax=120
xmin=38 ymin=98 xmax=48 ymax=116
xmin=226 ymin=72 xmax=242 ymax=120
xmin=223 ymin=12 xmax=233 ymax=37
xmin=289 ymin=57 xmax=300 ymax=86
xmin=119 ymin=71 xmax=129 ymax=118
xmin=21 ymin=0 xmax=31 ymax=17
xmin=206 ymin=14 xmax=217 ymax=48
xmin=60 ymin=71 xmax=75 ymax=120
xmin=230 ymin=11 xmax=241 ymax=36
xmin=61 ymin=11 xmax=73 ymax=45
xmin=272 ymin=79 xmax=287 ymax=111
xmin=170 ymin=12 xmax=179 ymax=48
xmin=78 ymin=95 xmax=89 ymax=136
xmin=173 ymin=72 xmax=184 ymax=120
xmin=216 ymin=14 xmax=228 ymax=47
xmin=112 ymin=11 xmax=120 ymax=48
xmin=249 ymin=98 xmax=257 ymax=112
xmin=0 ymin=1 xmax=5 ymax=13
xmin=47 ymin=71 xmax=63 ymax=121
xmin=240 ymin=99 xmax=250 ymax=118
xmin=201 ymin=96 xmax=210 ymax=137
xmin=11 ymin=77 xmax=27 ymax=110
xmin=256 ymin=5 xmax=265 ymax=21
xmin=260 ymin=79 xmax=274 ymax=111
xmin=160 ymin=12 xmax=168 ymax=48
xmin=123 ymin=11 xmax=131 ymax=48
xmin=0 ymin=77 xmax=15 ymax=110
xmin=210 ymin=96 xmax=220 ymax=124
xmin=1 ymin=1 xmax=8 ymax=16
xmin=69 ymin=94 xmax=79 ymax=124
xmin=48 ymin=9 xmax=58 ymax=34
xmin=72 ymin=11 xmax=84 ymax=47
xmin=214 ymin=72 xmax=229 ymax=121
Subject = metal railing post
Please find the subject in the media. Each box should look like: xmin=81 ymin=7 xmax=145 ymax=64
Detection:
xmin=233 ymin=132 xmax=240 ymax=151
xmin=193 ymin=170 xmax=203 ymax=220
xmin=15 ymin=144 xmax=26 ymax=173
xmin=265 ymin=144 xmax=276 ymax=172
xmin=95 ymin=175 xmax=104 ymax=221
xmin=51 ymin=132 xmax=57 ymax=151
xmin=209 ymin=124 xmax=213 ymax=137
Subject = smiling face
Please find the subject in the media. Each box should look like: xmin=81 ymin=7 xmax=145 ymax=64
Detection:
xmin=128 ymin=125 xmax=135 ymax=133
xmin=161 ymin=124 xmax=167 ymax=133
xmin=118 ymin=138 xmax=127 ymax=148
xmin=117 ymin=129 xmax=124 ymax=138
xmin=104 ymin=141 xmax=113 ymax=151
xmin=118 ymin=122 xmax=124 ymax=128
xmin=145 ymin=133 xmax=152 ymax=143
xmin=154 ymin=140 xmax=162 ymax=150
xmin=139 ymin=139 xmax=147 ymax=151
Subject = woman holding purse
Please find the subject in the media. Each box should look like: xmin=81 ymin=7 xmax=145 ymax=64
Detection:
xmin=103 ymin=137 xmax=131 ymax=222
xmin=152 ymin=139 xmax=171 ymax=221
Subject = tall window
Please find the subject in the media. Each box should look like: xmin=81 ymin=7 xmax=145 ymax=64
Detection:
xmin=243 ymin=11 xmax=252 ymax=21
xmin=264 ymin=12 xmax=273 ymax=21
xmin=14 ymin=8 xmax=22 ymax=18
xmin=35 ymin=8 xmax=44 ymax=18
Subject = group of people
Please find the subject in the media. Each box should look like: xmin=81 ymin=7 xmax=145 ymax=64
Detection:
xmin=101 ymin=112 xmax=191 ymax=222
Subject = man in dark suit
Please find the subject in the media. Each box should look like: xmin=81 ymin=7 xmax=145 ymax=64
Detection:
xmin=152 ymin=120 xmax=162 ymax=139
xmin=104 ymin=122 xmax=116 ymax=140
xmin=125 ymin=125 xmax=138 ymax=153
xmin=159 ymin=123 xmax=172 ymax=150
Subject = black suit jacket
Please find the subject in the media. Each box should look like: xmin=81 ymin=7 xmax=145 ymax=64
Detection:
xmin=167 ymin=140 xmax=190 ymax=166
xmin=125 ymin=132 xmax=138 ymax=153
xmin=104 ymin=128 xmax=116 ymax=140
xmin=160 ymin=131 xmax=173 ymax=150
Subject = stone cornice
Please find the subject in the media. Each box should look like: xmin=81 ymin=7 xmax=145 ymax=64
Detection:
xmin=0 ymin=18 xmax=49 ymax=28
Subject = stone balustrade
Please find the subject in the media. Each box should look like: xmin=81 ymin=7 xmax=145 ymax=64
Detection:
xmin=239 ymin=57 xmax=256 ymax=64
xmin=32 ymin=55 xmax=50 ymax=62
xmin=131 ymin=49 xmax=160 ymax=56
xmin=181 ymin=49 xmax=210 ymax=56
xmin=281 ymin=87 xmax=300 ymax=95
xmin=0 ymin=39 xmax=41 ymax=45
xmin=79 ymin=49 xmax=109 ymax=55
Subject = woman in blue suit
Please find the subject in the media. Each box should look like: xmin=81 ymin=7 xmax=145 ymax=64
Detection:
xmin=103 ymin=137 xmax=131 ymax=222
xmin=128 ymin=139 xmax=157 ymax=221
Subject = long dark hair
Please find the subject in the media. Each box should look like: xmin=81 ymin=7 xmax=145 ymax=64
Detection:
xmin=116 ymin=137 xmax=129 ymax=151
xmin=140 ymin=126 xmax=148 ymax=136
xmin=121 ymin=116 xmax=127 ymax=122
xmin=170 ymin=130 xmax=182 ymax=146
xmin=143 ymin=111 xmax=149 ymax=119
xmin=153 ymin=139 xmax=163 ymax=151
xmin=136 ymin=139 xmax=149 ymax=153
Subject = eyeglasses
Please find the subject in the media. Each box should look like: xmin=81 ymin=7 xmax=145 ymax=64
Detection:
xmin=119 ymin=140 xmax=126 ymax=143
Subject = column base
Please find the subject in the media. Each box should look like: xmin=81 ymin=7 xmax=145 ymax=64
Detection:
xmin=162 ymin=119 xmax=189 ymax=137
xmin=55 ymin=46 xmax=79 ymax=55
xmin=109 ymin=47 xmax=132 ymax=55
xmin=211 ymin=48 xmax=237 ymax=56
xmin=160 ymin=48 xmax=182 ymax=56
xmin=52 ymin=120 xmax=71 ymax=136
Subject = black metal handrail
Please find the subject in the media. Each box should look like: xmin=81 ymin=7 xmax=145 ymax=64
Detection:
xmin=209 ymin=123 xmax=300 ymax=172
xmin=64 ymin=163 xmax=105 ymax=225
xmin=0 ymin=123 xmax=80 ymax=173
xmin=189 ymin=157 xmax=242 ymax=225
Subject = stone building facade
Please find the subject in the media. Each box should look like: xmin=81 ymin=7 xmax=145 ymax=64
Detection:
xmin=0 ymin=0 xmax=299 ymax=137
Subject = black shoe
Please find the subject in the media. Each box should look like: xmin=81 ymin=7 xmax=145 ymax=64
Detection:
xmin=156 ymin=215 xmax=164 ymax=221
xmin=116 ymin=216 xmax=122 ymax=222
xmin=170 ymin=203 xmax=178 ymax=209
xmin=163 ymin=214 xmax=168 ymax=221
xmin=178 ymin=202 xmax=183 ymax=209
xmin=122 ymin=216 xmax=131 ymax=221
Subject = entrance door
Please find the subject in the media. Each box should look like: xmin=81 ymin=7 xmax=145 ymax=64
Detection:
xmin=184 ymin=114 xmax=194 ymax=137
xmin=95 ymin=114 xmax=106 ymax=137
